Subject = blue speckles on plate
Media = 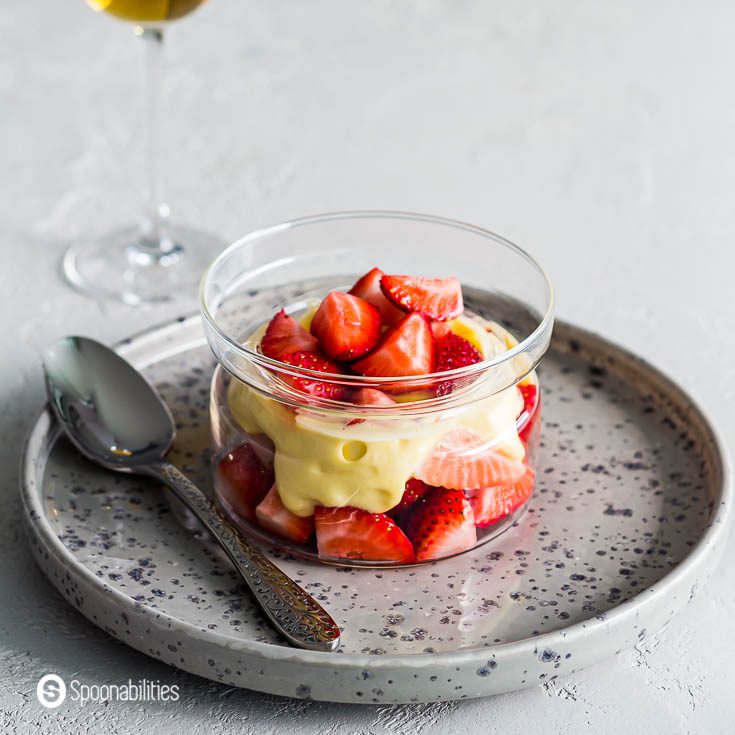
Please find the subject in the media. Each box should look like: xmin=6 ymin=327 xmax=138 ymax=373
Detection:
xmin=20 ymin=313 xmax=730 ymax=703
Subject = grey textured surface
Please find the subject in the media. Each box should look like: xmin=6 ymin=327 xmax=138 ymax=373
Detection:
xmin=2 ymin=0 xmax=734 ymax=732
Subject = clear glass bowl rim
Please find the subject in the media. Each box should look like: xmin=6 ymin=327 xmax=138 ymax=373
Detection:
xmin=199 ymin=210 xmax=555 ymax=393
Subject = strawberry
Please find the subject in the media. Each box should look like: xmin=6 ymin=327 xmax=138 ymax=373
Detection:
xmin=352 ymin=312 xmax=435 ymax=378
xmin=216 ymin=443 xmax=274 ymax=521
xmin=381 ymin=274 xmax=463 ymax=321
xmin=517 ymin=383 xmax=540 ymax=446
xmin=415 ymin=428 xmax=527 ymax=490
xmin=346 ymin=388 xmax=396 ymax=426
xmin=261 ymin=308 xmax=318 ymax=360
xmin=280 ymin=350 xmax=348 ymax=400
xmin=430 ymin=321 xmax=453 ymax=340
xmin=349 ymin=267 xmax=404 ymax=325
xmin=315 ymin=506 xmax=415 ymax=563
xmin=388 ymin=477 xmax=434 ymax=516
xmin=310 ymin=291 xmax=382 ymax=361
xmin=467 ymin=465 xmax=536 ymax=527
xmin=255 ymin=485 xmax=315 ymax=543
xmin=434 ymin=332 xmax=483 ymax=396
xmin=436 ymin=333 xmax=482 ymax=371
xmin=401 ymin=487 xmax=477 ymax=561
xmin=350 ymin=388 xmax=396 ymax=406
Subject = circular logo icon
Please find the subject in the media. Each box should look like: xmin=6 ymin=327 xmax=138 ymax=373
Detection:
xmin=36 ymin=674 xmax=66 ymax=709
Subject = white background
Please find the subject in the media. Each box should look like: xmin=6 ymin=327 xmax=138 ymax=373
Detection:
xmin=2 ymin=1 xmax=734 ymax=732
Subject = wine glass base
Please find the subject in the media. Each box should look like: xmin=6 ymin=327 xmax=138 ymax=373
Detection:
xmin=63 ymin=224 xmax=226 ymax=306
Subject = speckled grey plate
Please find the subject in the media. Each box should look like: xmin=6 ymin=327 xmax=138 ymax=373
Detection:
xmin=21 ymin=315 xmax=731 ymax=704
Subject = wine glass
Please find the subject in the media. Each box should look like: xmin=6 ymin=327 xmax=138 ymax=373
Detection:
xmin=65 ymin=0 xmax=225 ymax=305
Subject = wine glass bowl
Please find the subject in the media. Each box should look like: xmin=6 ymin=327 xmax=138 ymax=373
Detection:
xmin=85 ymin=0 xmax=207 ymax=24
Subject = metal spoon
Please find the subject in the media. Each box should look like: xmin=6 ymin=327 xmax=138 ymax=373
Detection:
xmin=43 ymin=335 xmax=341 ymax=652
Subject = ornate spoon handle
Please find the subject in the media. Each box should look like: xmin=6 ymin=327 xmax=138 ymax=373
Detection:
xmin=146 ymin=462 xmax=341 ymax=652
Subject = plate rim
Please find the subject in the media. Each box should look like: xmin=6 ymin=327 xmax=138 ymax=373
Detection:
xmin=20 ymin=315 xmax=733 ymax=672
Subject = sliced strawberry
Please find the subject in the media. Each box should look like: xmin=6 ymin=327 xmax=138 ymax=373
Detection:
xmin=388 ymin=477 xmax=434 ymax=516
xmin=436 ymin=333 xmax=482 ymax=372
xmin=352 ymin=312 xmax=435 ymax=378
xmin=255 ymin=485 xmax=314 ymax=543
xmin=430 ymin=321 xmax=453 ymax=340
xmin=415 ymin=428 xmax=527 ymax=490
xmin=381 ymin=274 xmax=463 ymax=321
xmin=467 ymin=465 xmax=536 ymax=527
xmin=350 ymin=388 xmax=396 ymax=406
xmin=434 ymin=332 xmax=483 ymax=396
xmin=401 ymin=487 xmax=477 ymax=561
xmin=349 ymin=267 xmax=404 ymax=325
xmin=310 ymin=291 xmax=382 ymax=361
xmin=315 ymin=506 xmax=415 ymax=563
xmin=517 ymin=383 xmax=540 ymax=446
xmin=280 ymin=350 xmax=347 ymax=400
xmin=346 ymin=388 xmax=396 ymax=425
xmin=216 ymin=443 xmax=274 ymax=521
xmin=261 ymin=308 xmax=318 ymax=360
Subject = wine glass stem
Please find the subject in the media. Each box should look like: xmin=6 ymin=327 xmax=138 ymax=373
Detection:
xmin=138 ymin=27 xmax=173 ymax=255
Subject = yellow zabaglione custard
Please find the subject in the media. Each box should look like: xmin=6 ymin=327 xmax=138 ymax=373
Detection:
xmin=226 ymin=311 xmax=528 ymax=517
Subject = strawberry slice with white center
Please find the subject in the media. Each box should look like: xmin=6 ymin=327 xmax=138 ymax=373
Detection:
xmin=315 ymin=506 xmax=415 ymax=563
xmin=415 ymin=428 xmax=527 ymax=490
xmin=352 ymin=312 xmax=435 ymax=378
xmin=261 ymin=308 xmax=318 ymax=360
xmin=255 ymin=485 xmax=315 ymax=543
xmin=381 ymin=274 xmax=463 ymax=321
xmin=430 ymin=321 xmax=453 ymax=340
xmin=310 ymin=291 xmax=382 ymax=361
xmin=216 ymin=443 xmax=275 ymax=521
xmin=350 ymin=388 xmax=396 ymax=406
xmin=434 ymin=332 xmax=483 ymax=396
xmin=349 ymin=267 xmax=405 ymax=325
xmin=280 ymin=350 xmax=347 ymax=401
xmin=402 ymin=487 xmax=477 ymax=561
xmin=347 ymin=388 xmax=396 ymax=426
xmin=467 ymin=465 xmax=536 ymax=527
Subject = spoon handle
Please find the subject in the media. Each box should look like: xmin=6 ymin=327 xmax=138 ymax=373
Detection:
xmin=146 ymin=462 xmax=341 ymax=652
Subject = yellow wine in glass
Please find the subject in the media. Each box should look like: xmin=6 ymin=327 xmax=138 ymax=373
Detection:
xmin=86 ymin=0 xmax=206 ymax=23
xmin=67 ymin=0 xmax=223 ymax=304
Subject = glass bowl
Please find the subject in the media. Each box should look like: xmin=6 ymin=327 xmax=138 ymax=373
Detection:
xmin=199 ymin=211 xmax=554 ymax=567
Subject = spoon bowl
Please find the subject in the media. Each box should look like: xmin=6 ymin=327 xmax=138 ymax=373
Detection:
xmin=44 ymin=336 xmax=174 ymax=471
